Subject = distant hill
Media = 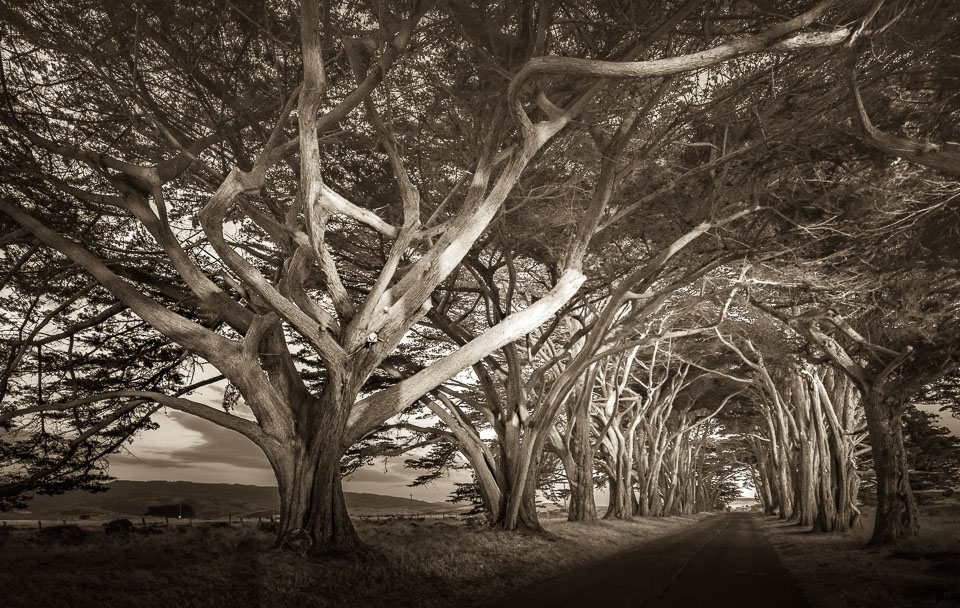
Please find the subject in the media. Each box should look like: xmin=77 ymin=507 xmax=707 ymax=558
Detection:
xmin=3 ymin=480 xmax=451 ymax=519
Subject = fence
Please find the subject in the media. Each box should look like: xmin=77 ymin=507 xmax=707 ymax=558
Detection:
xmin=353 ymin=511 xmax=477 ymax=522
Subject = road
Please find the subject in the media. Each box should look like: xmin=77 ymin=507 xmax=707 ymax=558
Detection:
xmin=489 ymin=513 xmax=809 ymax=608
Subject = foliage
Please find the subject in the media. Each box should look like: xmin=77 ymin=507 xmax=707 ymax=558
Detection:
xmin=0 ymin=0 xmax=958 ymax=550
xmin=902 ymin=406 xmax=960 ymax=492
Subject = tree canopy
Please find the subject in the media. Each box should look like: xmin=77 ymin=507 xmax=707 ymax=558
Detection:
xmin=2 ymin=0 xmax=958 ymax=552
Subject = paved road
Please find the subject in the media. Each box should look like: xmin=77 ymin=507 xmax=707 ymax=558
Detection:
xmin=489 ymin=513 xmax=809 ymax=608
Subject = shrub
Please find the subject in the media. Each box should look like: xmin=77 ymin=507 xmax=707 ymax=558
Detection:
xmin=104 ymin=518 xmax=134 ymax=535
xmin=257 ymin=520 xmax=278 ymax=534
xmin=132 ymin=526 xmax=165 ymax=536
xmin=35 ymin=524 xmax=86 ymax=545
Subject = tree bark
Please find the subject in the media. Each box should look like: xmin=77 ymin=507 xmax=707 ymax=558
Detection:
xmin=812 ymin=369 xmax=862 ymax=532
xmin=601 ymin=427 xmax=637 ymax=520
xmin=269 ymin=436 xmax=360 ymax=555
xmin=496 ymin=456 xmax=542 ymax=531
xmin=863 ymin=391 xmax=919 ymax=544
xmin=566 ymin=399 xmax=598 ymax=523
xmin=567 ymin=428 xmax=599 ymax=523
xmin=492 ymin=419 xmax=544 ymax=531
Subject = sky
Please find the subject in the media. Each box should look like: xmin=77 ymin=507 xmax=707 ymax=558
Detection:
xmin=107 ymin=385 xmax=472 ymax=503
xmin=106 ymin=382 xmax=960 ymax=504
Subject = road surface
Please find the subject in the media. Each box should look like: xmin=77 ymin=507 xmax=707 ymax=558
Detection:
xmin=489 ymin=513 xmax=809 ymax=608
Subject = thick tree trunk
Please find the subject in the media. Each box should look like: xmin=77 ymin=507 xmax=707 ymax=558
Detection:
xmin=270 ymin=437 xmax=360 ymax=555
xmin=603 ymin=477 xmax=618 ymax=519
xmin=644 ymin=445 xmax=666 ymax=517
xmin=495 ymin=429 xmax=543 ymax=531
xmin=603 ymin=442 xmax=636 ymax=520
xmin=794 ymin=400 xmax=818 ymax=526
xmin=797 ymin=436 xmax=818 ymax=526
xmin=497 ymin=468 xmax=542 ymax=531
xmin=774 ymin=450 xmax=794 ymax=519
xmin=616 ymin=426 xmax=639 ymax=519
xmin=834 ymin=433 xmax=863 ymax=531
xmin=810 ymin=381 xmax=840 ymax=533
xmin=559 ymin=390 xmax=598 ymax=524
xmin=567 ymin=420 xmax=598 ymax=523
xmin=662 ymin=443 xmax=682 ymax=516
xmin=458 ymin=446 xmax=504 ymax=522
xmin=752 ymin=447 xmax=777 ymax=515
xmin=808 ymin=368 xmax=863 ymax=532
xmin=762 ymin=408 xmax=794 ymax=520
xmin=863 ymin=392 xmax=919 ymax=544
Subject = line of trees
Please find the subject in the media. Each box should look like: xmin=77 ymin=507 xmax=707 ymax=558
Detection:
xmin=1 ymin=0 xmax=958 ymax=556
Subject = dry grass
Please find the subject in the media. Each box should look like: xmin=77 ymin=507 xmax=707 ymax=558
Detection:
xmin=761 ymin=502 xmax=960 ymax=608
xmin=0 ymin=512 xmax=709 ymax=608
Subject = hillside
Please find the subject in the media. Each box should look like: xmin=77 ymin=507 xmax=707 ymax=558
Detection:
xmin=3 ymin=480 xmax=451 ymax=519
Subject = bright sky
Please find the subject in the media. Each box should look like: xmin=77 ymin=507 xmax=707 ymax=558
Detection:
xmin=106 ymin=384 xmax=959 ymax=505
xmin=107 ymin=389 xmax=472 ymax=502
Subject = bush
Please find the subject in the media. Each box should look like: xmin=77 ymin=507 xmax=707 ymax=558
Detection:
xmin=132 ymin=526 xmax=165 ymax=536
xmin=104 ymin=518 xmax=134 ymax=535
xmin=257 ymin=520 xmax=278 ymax=534
xmin=35 ymin=524 xmax=86 ymax=545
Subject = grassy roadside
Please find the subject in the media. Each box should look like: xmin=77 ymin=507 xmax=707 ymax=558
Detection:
xmin=0 ymin=512 xmax=711 ymax=608
xmin=760 ymin=503 xmax=960 ymax=608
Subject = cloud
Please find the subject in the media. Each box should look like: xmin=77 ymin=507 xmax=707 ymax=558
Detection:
xmin=108 ymin=409 xmax=471 ymax=501
xmin=163 ymin=412 xmax=272 ymax=470
xmin=108 ymin=410 xmax=272 ymax=485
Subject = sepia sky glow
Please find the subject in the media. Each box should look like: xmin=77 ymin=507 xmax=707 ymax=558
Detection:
xmin=107 ymin=407 xmax=472 ymax=503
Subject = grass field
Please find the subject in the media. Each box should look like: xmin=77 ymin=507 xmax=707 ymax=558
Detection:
xmin=0 ymin=512 xmax=709 ymax=608
xmin=762 ymin=502 xmax=960 ymax=608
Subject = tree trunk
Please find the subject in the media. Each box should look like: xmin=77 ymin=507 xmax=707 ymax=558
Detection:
xmin=810 ymin=378 xmax=839 ymax=532
xmin=269 ymin=436 xmax=360 ymax=555
xmin=497 ymin=466 xmax=542 ymax=531
xmin=662 ymin=441 xmax=682 ymax=516
xmin=863 ymin=391 xmax=919 ymax=544
xmin=495 ymin=429 xmax=543 ymax=531
xmin=567 ymin=417 xmax=598 ymax=523
xmin=752 ymin=446 xmax=777 ymax=515
xmin=814 ymin=369 xmax=861 ymax=532
xmin=794 ymin=388 xmax=818 ymax=527
xmin=603 ymin=440 xmax=636 ymax=520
